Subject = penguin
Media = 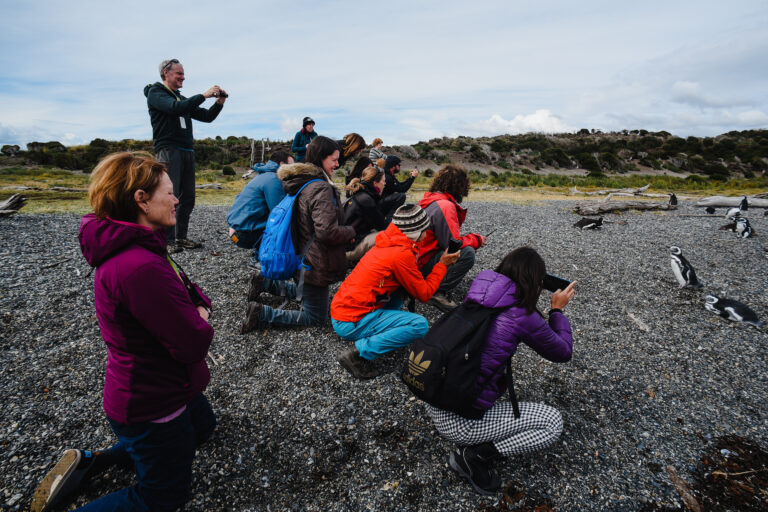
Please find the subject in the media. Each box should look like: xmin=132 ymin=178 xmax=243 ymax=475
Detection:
xmin=704 ymin=295 xmax=763 ymax=328
xmin=735 ymin=217 xmax=753 ymax=238
xmin=725 ymin=206 xmax=742 ymax=220
xmin=668 ymin=246 xmax=703 ymax=288
xmin=668 ymin=193 xmax=678 ymax=206
xmin=705 ymin=206 xmax=716 ymax=215
xmin=740 ymin=195 xmax=749 ymax=211
xmin=573 ymin=217 xmax=603 ymax=230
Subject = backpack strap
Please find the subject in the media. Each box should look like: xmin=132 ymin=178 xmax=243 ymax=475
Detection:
xmin=506 ymin=358 xmax=521 ymax=419
xmin=292 ymin=178 xmax=323 ymax=300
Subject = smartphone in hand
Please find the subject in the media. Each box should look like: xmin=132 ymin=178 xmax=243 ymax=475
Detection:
xmin=448 ymin=238 xmax=462 ymax=253
xmin=542 ymin=273 xmax=572 ymax=292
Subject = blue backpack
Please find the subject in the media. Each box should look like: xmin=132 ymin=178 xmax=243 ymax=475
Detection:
xmin=258 ymin=179 xmax=322 ymax=282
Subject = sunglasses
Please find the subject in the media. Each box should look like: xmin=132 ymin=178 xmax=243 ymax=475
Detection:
xmin=162 ymin=59 xmax=180 ymax=72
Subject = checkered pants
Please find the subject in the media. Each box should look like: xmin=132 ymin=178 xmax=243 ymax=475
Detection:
xmin=425 ymin=401 xmax=563 ymax=457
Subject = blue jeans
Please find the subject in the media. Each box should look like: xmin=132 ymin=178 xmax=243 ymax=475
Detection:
xmin=420 ymin=246 xmax=475 ymax=293
xmin=78 ymin=394 xmax=216 ymax=512
xmin=259 ymin=282 xmax=329 ymax=327
xmin=332 ymin=295 xmax=429 ymax=360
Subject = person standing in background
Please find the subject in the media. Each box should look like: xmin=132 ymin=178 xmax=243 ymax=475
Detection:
xmin=292 ymin=117 xmax=317 ymax=162
xmin=369 ymin=138 xmax=387 ymax=163
xmin=144 ymin=58 xmax=226 ymax=253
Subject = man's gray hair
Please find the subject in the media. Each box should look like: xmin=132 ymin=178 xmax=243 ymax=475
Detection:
xmin=159 ymin=59 xmax=180 ymax=79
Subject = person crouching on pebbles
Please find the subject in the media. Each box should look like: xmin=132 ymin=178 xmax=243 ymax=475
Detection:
xmin=331 ymin=204 xmax=460 ymax=379
xmin=32 ymin=152 xmax=216 ymax=512
xmin=240 ymin=136 xmax=355 ymax=332
xmin=425 ymin=247 xmax=575 ymax=495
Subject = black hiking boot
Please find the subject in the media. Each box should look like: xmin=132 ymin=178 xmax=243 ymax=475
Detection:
xmin=448 ymin=442 xmax=501 ymax=496
xmin=337 ymin=347 xmax=379 ymax=380
xmin=247 ymin=273 xmax=265 ymax=302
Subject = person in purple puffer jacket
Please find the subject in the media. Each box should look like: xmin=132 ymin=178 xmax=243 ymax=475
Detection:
xmin=32 ymin=152 xmax=216 ymax=512
xmin=425 ymin=246 xmax=575 ymax=496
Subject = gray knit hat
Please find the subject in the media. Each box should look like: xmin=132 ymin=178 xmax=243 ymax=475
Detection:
xmin=392 ymin=204 xmax=430 ymax=241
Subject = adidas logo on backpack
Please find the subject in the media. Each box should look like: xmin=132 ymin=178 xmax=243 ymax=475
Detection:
xmin=401 ymin=301 xmax=519 ymax=419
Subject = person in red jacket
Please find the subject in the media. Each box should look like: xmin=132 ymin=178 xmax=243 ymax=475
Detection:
xmin=418 ymin=165 xmax=485 ymax=311
xmin=331 ymin=205 xmax=460 ymax=379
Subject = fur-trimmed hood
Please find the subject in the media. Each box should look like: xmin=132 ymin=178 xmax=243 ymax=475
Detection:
xmin=277 ymin=162 xmax=332 ymax=195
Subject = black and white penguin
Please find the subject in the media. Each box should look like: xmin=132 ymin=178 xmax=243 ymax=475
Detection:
xmin=740 ymin=195 xmax=749 ymax=211
xmin=705 ymin=206 xmax=716 ymax=215
xmin=735 ymin=217 xmax=753 ymax=238
xmin=573 ymin=217 xmax=603 ymax=230
xmin=669 ymin=193 xmax=678 ymax=206
xmin=705 ymin=295 xmax=764 ymax=327
xmin=669 ymin=246 xmax=703 ymax=288
xmin=725 ymin=206 xmax=742 ymax=220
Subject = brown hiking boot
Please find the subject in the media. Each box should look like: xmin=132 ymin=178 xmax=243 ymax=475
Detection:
xmin=427 ymin=292 xmax=458 ymax=312
xmin=247 ymin=273 xmax=265 ymax=302
xmin=239 ymin=302 xmax=262 ymax=334
xmin=337 ymin=347 xmax=379 ymax=380
xmin=177 ymin=238 xmax=203 ymax=249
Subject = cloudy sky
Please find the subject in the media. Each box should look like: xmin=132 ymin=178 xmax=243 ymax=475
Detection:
xmin=1 ymin=0 xmax=766 ymax=148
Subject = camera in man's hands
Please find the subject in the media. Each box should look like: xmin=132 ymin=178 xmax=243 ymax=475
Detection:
xmin=215 ymin=91 xmax=228 ymax=98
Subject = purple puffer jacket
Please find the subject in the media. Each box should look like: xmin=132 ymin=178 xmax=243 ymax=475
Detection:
xmin=466 ymin=270 xmax=573 ymax=411
xmin=79 ymin=214 xmax=213 ymax=424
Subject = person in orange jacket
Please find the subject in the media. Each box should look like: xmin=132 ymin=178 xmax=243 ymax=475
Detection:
xmin=331 ymin=205 xmax=460 ymax=379
xmin=418 ymin=165 xmax=485 ymax=311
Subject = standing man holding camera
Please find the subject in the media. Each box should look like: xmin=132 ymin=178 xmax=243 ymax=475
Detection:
xmin=144 ymin=58 xmax=227 ymax=253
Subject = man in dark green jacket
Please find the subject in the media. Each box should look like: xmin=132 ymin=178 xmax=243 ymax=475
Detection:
xmin=144 ymin=58 xmax=226 ymax=252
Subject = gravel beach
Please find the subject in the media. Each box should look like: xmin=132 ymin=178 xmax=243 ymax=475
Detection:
xmin=1 ymin=201 xmax=766 ymax=511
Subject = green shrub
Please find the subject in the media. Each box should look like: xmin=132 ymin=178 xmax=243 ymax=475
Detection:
xmin=222 ymin=165 xmax=235 ymax=176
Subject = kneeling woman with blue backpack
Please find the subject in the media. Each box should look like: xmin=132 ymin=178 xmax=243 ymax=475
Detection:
xmin=240 ymin=136 xmax=355 ymax=332
xmin=424 ymin=247 xmax=575 ymax=495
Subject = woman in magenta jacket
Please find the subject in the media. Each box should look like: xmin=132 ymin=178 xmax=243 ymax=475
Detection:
xmin=425 ymin=247 xmax=576 ymax=496
xmin=32 ymin=152 xmax=216 ymax=512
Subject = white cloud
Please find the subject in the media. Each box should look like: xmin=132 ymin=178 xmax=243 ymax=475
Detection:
xmin=464 ymin=111 xmax=574 ymax=136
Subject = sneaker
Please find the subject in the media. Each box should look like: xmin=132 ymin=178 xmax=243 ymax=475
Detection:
xmin=449 ymin=445 xmax=501 ymax=496
xmin=167 ymin=241 xmax=184 ymax=254
xmin=239 ymin=302 xmax=262 ymax=334
xmin=177 ymin=238 xmax=203 ymax=249
xmin=31 ymin=449 xmax=93 ymax=512
xmin=247 ymin=273 xmax=265 ymax=302
xmin=337 ymin=347 xmax=379 ymax=380
xmin=427 ymin=292 xmax=458 ymax=312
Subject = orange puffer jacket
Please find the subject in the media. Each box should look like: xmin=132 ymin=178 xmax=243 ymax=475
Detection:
xmin=331 ymin=223 xmax=447 ymax=323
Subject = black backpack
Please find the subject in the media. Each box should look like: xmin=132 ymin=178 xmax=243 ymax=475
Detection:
xmin=401 ymin=301 xmax=520 ymax=419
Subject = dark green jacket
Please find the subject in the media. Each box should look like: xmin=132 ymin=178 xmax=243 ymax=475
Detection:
xmin=144 ymin=82 xmax=223 ymax=152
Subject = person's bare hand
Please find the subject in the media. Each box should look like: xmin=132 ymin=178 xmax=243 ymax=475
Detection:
xmin=216 ymin=88 xmax=227 ymax=104
xmin=551 ymin=281 xmax=576 ymax=310
xmin=439 ymin=248 xmax=460 ymax=266
xmin=197 ymin=305 xmax=210 ymax=322
xmin=410 ymin=169 xmax=419 ymax=178
xmin=203 ymin=86 xmax=221 ymax=98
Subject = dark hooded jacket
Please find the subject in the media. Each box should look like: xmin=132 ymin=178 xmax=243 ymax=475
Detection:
xmin=276 ymin=163 xmax=355 ymax=287
xmin=465 ymin=270 xmax=573 ymax=411
xmin=144 ymin=82 xmax=223 ymax=152
xmin=79 ymin=214 xmax=213 ymax=423
xmin=342 ymin=180 xmax=389 ymax=245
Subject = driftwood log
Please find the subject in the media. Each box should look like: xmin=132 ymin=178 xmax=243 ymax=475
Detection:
xmin=196 ymin=183 xmax=223 ymax=190
xmin=571 ymin=184 xmax=650 ymax=196
xmin=695 ymin=195 xmax=768 ymax=208
xmin=0 ymin=194 xmax=27 ymax=216
xmin=574 ymin=201 xmax=676 ymax=216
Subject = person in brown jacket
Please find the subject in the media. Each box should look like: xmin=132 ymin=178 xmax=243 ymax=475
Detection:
xmin=240 ymin=136 xmax=355 ymax=331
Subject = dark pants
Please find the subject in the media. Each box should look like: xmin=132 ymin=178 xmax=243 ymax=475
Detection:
xmin=420 ymin=246 xmax=476 ymax=293
xmin=157 ymin=147 xmax=196 ymax=242
xmin=78 ymin=394 xmax=216 ymax=511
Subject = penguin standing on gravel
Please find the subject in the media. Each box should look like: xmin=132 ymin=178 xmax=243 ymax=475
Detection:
xmin=669 ymin=246 xmax=703 ymax=288
xmin=704 ymin=295 xmax=763 ymax=327
xmin=705 ymin=207 xmax=716 ymax=215
xmin=740 ymin=195 xmax=749 ymax=211
xmin=735 ymin=217 xmax=754 ymax=238
xmin=669 ymin=193 xmax=678 ymax=206
xmin=573 ymin=217 xmax=603 ymax=230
